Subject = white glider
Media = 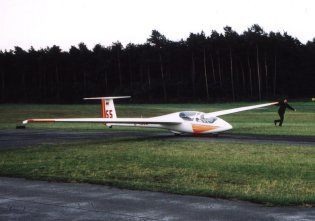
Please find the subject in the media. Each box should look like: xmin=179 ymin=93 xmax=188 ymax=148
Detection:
xmin=20 ymin=97 xmax=277 ymax=134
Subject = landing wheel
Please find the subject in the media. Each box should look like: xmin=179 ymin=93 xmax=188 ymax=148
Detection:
xmin=16 ymin=125 xmax=26 ymax=129
xmin=171 ymin=131 xmax=182 ymax=136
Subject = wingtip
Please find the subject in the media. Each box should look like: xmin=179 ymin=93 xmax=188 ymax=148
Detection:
xmin=22 ymin=120 xmax=29 ymax=124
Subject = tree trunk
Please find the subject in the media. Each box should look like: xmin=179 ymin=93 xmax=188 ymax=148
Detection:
xmin=256 ymin=45 xmax=261 ymax=101
xmin=217 ymin=51 xmax=222 ymax=88
xmin=129 ymin=60 xmax=133 ymax=90
xmin=104 ymin=71 xmax=108 ymax=93
xmin=147 ymin=64 xmax=151 ymax=89
xmin=1 ymin=71 xmax=5 ymax=102
xmin=247 ymin=56 xmax=253 ymax=97
xmin=38 ymin=64 xmax=43 ymax=102
xmin=55 ymin=65 xmax=60 ymax=103
xmin=22 ymin=72 xmax=27 ymax=102
xmin=240 ymin=60 xmax=246 ymax=94
xmin=230 ymin=48 xmax=235 ymax=101
xmin=210 ymin=54 xmax=216 ymax=82
xmin=191 ymin=52 xmax=196 ymax=99
xmin=117 ymin=50 xmax=122 ymax=89
xmin=264 ymin=52 xmax=268 ymax=98
xmin=147 ymin=64 xmax=152 ymax=101
xmin=43 ymin=68 xmax=47 ymax=102
xmin=159 ymin=53 xmax=167 ymax=102
xmin=83 ymin=71 xmax=87 ymax=97
xmin=203 ymin=48 xmax=209 ymax=100
xmin=273 ymin=53 xmax=277 ymax=97
xmin=140 ymin=64 xmax=144 ymax=86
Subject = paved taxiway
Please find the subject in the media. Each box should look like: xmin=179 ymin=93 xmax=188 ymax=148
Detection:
xmin=0 ymin=129 xmax=314 ymax=220
xmin=0 ymin=177 xmax=314 ymax=221
xmin=1 ymin=128 xmax=315 ymax=150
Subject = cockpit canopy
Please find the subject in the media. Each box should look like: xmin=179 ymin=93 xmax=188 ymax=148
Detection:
xmin=179 ymin=111 xmax=196 ymax=121
xmin=179 ymin=111 xmax=217 ymax=124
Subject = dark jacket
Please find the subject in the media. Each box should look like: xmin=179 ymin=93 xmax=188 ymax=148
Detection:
xmin=276 ymin=100 xmax=295 ymax=115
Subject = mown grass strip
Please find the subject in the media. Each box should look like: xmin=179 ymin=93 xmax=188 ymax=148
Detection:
xmin=0 ymin=139 xmax=314 ymax=206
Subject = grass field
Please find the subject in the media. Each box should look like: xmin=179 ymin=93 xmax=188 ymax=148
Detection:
xmin=0 ymin=102 xmax=314 ymax=206
xmin=0 ymin=101 xmax=315 ymax=136
xmin=0 ymin=139 xmax=314 ymax=206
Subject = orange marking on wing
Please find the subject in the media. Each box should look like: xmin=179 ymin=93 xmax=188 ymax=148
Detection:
xmin=28 ymin=119 xmax=55 ymax=123
xmin=192 ymin=124 xmax=219 ymax=133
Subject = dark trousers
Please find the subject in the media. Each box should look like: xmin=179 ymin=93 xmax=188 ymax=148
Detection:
xmin=275 ymin=112 xmax=284 ymax=126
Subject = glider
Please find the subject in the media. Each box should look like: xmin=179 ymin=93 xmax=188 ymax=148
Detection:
xmin=19 ymin=96 xmax=277 ymax=134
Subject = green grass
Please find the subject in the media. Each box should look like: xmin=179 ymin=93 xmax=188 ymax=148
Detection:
xmin=0 ymin=139 xmax=314 ymax=206
xmin=1 ymin=102 xmax=314 ymax=136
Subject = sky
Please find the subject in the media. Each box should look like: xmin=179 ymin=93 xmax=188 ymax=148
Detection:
xmin=1 ymin=0 xmax=315 ymax=51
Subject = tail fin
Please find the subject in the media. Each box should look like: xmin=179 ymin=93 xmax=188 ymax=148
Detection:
xmin=84 ymin=96 xmax=130 ymax=119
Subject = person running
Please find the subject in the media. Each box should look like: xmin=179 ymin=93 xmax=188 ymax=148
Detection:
xmin=274 ymin=99 xmax=296 ymax=126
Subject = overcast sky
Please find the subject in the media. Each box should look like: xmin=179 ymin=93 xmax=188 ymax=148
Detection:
xmin=1 ymin=0 xmax=315 ymax=51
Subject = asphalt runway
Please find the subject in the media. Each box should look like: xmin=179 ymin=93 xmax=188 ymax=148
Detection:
xmin=0 ymin=128 xmax=315 ymax=150
xmin=0 ymin=177 xmax=314 ymax=221
xmin=0 ymin=129 xmax=315 ymax=220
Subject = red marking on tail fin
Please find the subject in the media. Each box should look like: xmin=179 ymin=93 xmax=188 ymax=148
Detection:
xmin=101 ymin=99 xmax=106 ymax=118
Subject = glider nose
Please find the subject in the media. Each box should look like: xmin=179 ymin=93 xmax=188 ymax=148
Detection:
xmin=225 ymin=122 xmax=233 ymax=130
xmin=222 ymin=120 xmax=233 ymax=131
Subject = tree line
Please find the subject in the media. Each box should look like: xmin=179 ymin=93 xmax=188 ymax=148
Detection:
xmin=1 ymin=24 xmax=314 ymax=103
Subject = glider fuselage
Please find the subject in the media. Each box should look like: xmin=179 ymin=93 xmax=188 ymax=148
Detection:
xmin=109 ymin=111 xmax=232 ymax=134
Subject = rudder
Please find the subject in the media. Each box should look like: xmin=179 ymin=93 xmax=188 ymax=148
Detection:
xmin=84 ymin=96 xmax=130 ymax=119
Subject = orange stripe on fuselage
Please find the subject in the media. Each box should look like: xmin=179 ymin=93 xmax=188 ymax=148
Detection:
xmin=192 ymin=124 xmax=219 ymax=133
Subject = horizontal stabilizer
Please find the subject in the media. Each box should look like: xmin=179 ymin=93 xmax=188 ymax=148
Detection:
xmin=83 ymin=96 xmax=131 ymax=100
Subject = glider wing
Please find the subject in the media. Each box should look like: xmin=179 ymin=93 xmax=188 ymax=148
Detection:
xmin=22 ymin=118 xmax=182 ymax=125
xmin=206 ymin=102 xmax=278 ymax=117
